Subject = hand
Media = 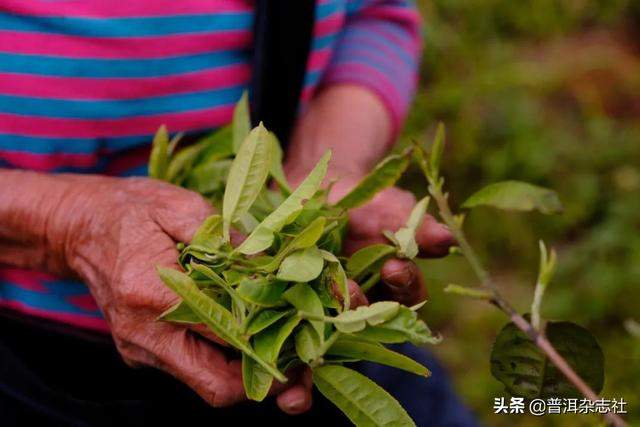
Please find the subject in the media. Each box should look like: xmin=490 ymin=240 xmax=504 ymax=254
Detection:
xmin=287 ymin=84 xmax=454 ymax=306
xmin=0 ymin=172 xmax=311 ymax=413
xmin=330 ymin=178 xmax=455 ymax=306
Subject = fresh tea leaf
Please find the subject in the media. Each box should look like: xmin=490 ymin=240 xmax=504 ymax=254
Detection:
xmin=242 ymin=353 xmax=272 ymax=402
xmin=334 ymin=153 xmax=410 ymax=210
xmin=351 ymin=306 xmax=440 ymax=345
xmin=222 ymin=123 xmax=272 ymax=241
xmin=490 ymin=320 xmax=604 ymax=399
xmin=254 ymin=315 xmax=302 ymax=363
xmin=313 ymin=365 xmax=416 ymax=427
xmin=189 ymin=214 xmax=224 ymax=250
xmin=295 ymin=323 xmax=323 ymax=364
xmin=277 ymin=246 xmax=325 ymax=283
xmin=158 ymin=301 xmax=199 ymax=324
xmin=327 ymin=336 xmax=430 ymax=377
xmin=346 ymin=244 xmax=395 ymax=282
xmin=283 ymin=283 xmax=325 ymax=339
xmin=246 ymin=308 xmax=294 ymax=335
xmin=237 ymin=151 xmax=330 ymax=255
xmin=237 ymin=277 xmax=288 ymax=307
xmin=324 ymin=301 xmax=400 ymax=333
xmin=391 ymin=196 xmax=429 ymax=259
xmin=267 ymin=132 xmax=292 ymax=193
xmin=156 ymin=267 xmax=286 ymax=381
xmin=261 ymin=217 xmax=326 ymax=272
xmin=462 ymin=181 xmax=563 ymax=214
xmin=149 ymin=125 xmax=169 ymax=179
xmin=232 ymin=91 xmax=251 ymax=153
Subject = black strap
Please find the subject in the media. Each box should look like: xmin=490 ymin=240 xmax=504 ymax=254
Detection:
xmin=251 ymin=0 xmax=316 ymax=148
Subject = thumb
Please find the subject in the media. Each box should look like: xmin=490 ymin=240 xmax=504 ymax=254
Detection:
xmin=152 ymin=187 xmax=215 ymax=243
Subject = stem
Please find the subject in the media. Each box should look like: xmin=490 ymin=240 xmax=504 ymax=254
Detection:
xmin=428 ymin=182 xmax=628 ymax=427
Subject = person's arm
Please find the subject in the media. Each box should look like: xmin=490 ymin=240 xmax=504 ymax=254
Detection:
xmin=0 ymin=169 xmax=312 ymax=414
xmin=286 ymin=2 xmax=454 ymax=305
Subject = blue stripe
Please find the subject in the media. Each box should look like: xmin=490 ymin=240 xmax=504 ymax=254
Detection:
xmin=0 ymin=282 xmax=101 ymax=315
xmin=0 ymin=50 xmax=248 ymax=77
xmin=344 ymin=27 xmax=416 ymax=67
xmin=317 ymin=0 xmax=344 ymax=19
xmin=332 ymin=46 xmax=414 ymax=84
xmin=120 ymin=163 xmax=149 ymax=177
xmin=0 ymin=12 xmax=252 ymax=37
xmin=0 ymin=134 xmax=149 ymax=154
xmin=0 ymin=85 xmax=244 ymax=119
xmin=313 ymin=33 xmax=339 ymax=51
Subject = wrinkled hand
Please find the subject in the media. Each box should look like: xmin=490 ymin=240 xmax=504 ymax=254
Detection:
xmin=328 ymin=178 xmax=455 ymax=306
xmin=49 ymin=176 xmax=310 ymax=413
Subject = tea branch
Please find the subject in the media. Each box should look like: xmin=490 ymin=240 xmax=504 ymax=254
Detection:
xmin=427 ymin=178 xmax=628 ymax=427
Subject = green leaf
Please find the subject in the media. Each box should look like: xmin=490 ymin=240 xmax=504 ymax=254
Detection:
xmin=327 ymin=336 xmax=430 ymax=377
xmin=295 ymin=323 xmax=323 ymax=364
xmin=237 ymin=277 xmax=288 ymax=307
xmin=156 ymin=267 xmax=286 ymax=381
xmin=346 ymin=244 xmax=396 ymax=282
xmin=236 ymin=151 xmax=330 ymax=255
xmin=246 ymin=309 xmax=294 ymax=335
xmin=254 ymin=315 xmax=302 ymax=363
xmin=490 ymin=320 xmax=604 ymax=399
xmin=186 ymin=159 xmax=232 ymax=195
xmin=390 ymin=197 xmax=429 ymax=259
xmin=334 ymin=153 xmax=410 ymax=209
xmin=267 ymin=132 xmax=292 ymax=193
xmin=242 ymin=353 xmax=272 ymax=402
xmin=351 ymin=306 xmax=440 ymax=345
xmin=429 ymin=123 xmax=445 ymax=180
xmin=232 ymin=91 xmax=251 ymax=153
xmin=283 ymin=283 xmax=325 ymax=339
xmin=323 ymin=256 xmax=350 ymax=311
xmin=324 ymin=302 xmax=400 ymax=333
xmin=313 ymin=365 xmax=416 ymax=427
xmin=261 ymin=217 xmax=326 ymax=272
xmin=149 ymin=125 xmax=169 ymax=179
xmin=462 ymin=181 xmax=563 ymax=214
xmin=277 ymin=246 xmax=325 ymax=283
xmin=222 ymin=123 xmax=272 ymax=241
xmin=158 ymin=301 xmax=199 ymax=324
xmin=244 ymin=315 xmax=301 ymax=401
xmin=189 ymin=262 xmax=245 ymax=316
xmin=189 ymin=214 xmax=223 ymax=250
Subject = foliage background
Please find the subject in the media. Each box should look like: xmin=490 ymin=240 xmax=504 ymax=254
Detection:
xmin=399 ymin=1 xmax=640 ymax=425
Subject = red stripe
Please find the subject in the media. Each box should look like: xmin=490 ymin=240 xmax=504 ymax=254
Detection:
xmin=0 ymin=30 xmax=251 ymax=59
xmin=103 ymin=146 xmax=150 ymax=176
xmin=0 ymin=105 xmax=234 ymax=138
xmin=0 ymin=299 xmax=110 ymax=333
xmin=0 ymin=150 xmax=98 ymax=170
xmin=0 ymin=268 xmax=48 ymax=292
xmin=0 ymin=0 xmax=251 ymax=18
xmin=0 ymin=65 xmax=251 ymax=100
xmin=315 ymin=14 xmax=344 ymax=38
xmin=307 ymin=48 xmax=332 ymax=72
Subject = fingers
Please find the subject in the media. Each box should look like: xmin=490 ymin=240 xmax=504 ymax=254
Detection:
xmin=416 ymin=215 xmax=455 ymax=258
xmin=332 ymin=279 xmax=369 ymax=308
xmin=152 ymin=187 xmax=215 ymax=243
xmin=380 ymin=258 xmax=427 ymax=306
xmin=276 ymin=367 xmax=313 ymax=415
xmin=122 ymin=322 xmax=245 ymax=407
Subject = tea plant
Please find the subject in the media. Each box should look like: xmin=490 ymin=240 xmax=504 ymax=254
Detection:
xmin=149 ymin=96 xmax=627 ymax=426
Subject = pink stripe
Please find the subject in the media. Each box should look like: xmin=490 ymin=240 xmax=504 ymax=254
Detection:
xmin=315 ymin=14 xmax=344 ymax=38
xmin=0 ymin=299 xmax=110 ymax=333
xmin=0 ymin=150 xmax=98 ymax=170
xmin=66 ymin=294 xmax=100 ymax=312
xmin=0 ymin=105 xmax=234 ymax=138
xmin=0 ymin=0 xmax=251 ymax=18
xmin=0 ymin=30 xmax=251 ymax=59
xmin=0 ymin=65 xmax=251 ymax=100
xmin=307 ymin=48 xmax=332 ymax=72
xmin=0 ymin=268 xmax=48 ymax=292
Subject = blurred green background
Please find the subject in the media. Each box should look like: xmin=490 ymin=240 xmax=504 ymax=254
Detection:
xmin=400 ymin=1 xmax=640 ymax=425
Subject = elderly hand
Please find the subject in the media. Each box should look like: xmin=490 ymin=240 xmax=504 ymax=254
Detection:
xmin=0 ymin=171 xmax=311 ymax=414
xmin=286 ymin=84 xmax=455 ymax=306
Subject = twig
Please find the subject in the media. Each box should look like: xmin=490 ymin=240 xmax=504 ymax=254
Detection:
xmin=428 ymin=181 xmax=628 ymax=427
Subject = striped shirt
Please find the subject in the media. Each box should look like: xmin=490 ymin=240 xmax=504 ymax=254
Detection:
xmin=0 ymin=0 xmax=422 ymax=332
